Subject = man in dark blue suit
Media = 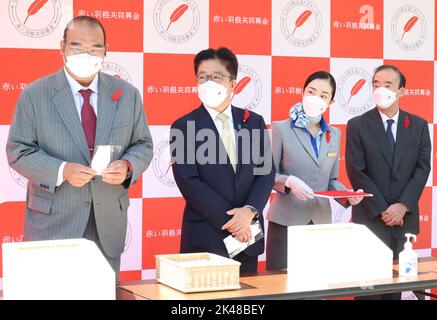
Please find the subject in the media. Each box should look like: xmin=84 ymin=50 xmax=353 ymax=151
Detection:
xmin=170 ymin=48 xmax=275 ymax=273
xmin=346 ymin=65 xmax=431 ymax=299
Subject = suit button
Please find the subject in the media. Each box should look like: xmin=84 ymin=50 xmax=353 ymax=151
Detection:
xmin=91 ymin=177 xmax=96 ymax=182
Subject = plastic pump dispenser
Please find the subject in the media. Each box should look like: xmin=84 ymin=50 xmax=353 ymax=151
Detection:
xmin=398 ymin=233 xmax=418 ymax=276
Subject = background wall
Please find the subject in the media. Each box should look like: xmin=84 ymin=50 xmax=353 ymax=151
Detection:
xmin=0 ymin=1 xmax=436 ymax=294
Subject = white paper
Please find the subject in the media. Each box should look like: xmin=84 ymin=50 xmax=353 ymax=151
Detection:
xmin=223 ymin=221 xmax=263 ymax=258
xmin=91 ymin=145 xmax=111 ymax=175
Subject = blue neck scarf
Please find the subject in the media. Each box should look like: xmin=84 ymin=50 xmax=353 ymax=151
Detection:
xmin=289 ymin=102 xmax=322 ymax=129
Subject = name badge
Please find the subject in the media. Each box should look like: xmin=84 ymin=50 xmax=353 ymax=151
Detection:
xmin=327 ymin=152 xmax=337 ymax=157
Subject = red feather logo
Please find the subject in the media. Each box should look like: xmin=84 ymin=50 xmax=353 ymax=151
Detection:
xmin=112 ymin=88 xmax=124 ymax=102
xmin=165 ymin=160 xmax=173 ymax=175
xmin=24 ymin=0 xmax=49 ymax=25
xmin=243 ymin=107 xmax=250 ymax=123
xmin=326 ymin=130 xmax=331 ymax=144
xmin=401 ymin=16 xmax=418 ymax=40
xmin=234 ymin=76 xmax=251 ymax=95
xmin=166 ymin=4 xmax=189 ymax=31
xmin=404 ymin=115 xmax=410 ymax=128
xmin=292 ymin=10 xmax=312 ymax=36
xmin=347 ymin=79 xmax=366 ymax=104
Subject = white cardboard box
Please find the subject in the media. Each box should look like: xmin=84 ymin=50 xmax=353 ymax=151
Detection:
xmin=2 ymin=239 xmax=115 ymax=300
xmin=287 ymin=223 xmax=393 ymax=291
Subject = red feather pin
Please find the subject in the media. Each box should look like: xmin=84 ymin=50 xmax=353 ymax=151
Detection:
xmin=24 ymin=0 xmax=49 ymax=25
xmin=112 ymin=88 xmax=123 ymax=102
xmin=292 ymin=10 xmax=312 ymax=36
xmin=347 ymin=79 xmax=366 ymax=104
xmin=166 ymin=4 xmax=189 ymax=31
xmin=326 ymin=130 xmax=331 ymax=144
xmin=401 ymin=16 xmax=418 ymax=40
xmin=243 ymin=107 xmax=250 ymax=123
xmin=404 ymin=115 xmax=410 ymax=128
xmin=234 ymin=76 xmax=251 ymax=96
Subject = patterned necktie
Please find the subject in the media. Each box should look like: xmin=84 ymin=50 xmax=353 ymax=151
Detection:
xmin=386 ymin=119 xmax=395 ymax=157
xmin=79 ymin=89 xmax=96 ymax=156
xmin=216 ymin=112 xmax=237 ymax=172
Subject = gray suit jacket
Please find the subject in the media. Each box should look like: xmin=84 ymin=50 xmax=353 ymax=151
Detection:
xmin=6 ymin=69 xmax=153 ymax=258
xmin=266 ymin=119 xmax=346 ymax=226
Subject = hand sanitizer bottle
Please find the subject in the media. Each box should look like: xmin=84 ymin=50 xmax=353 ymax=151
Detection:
xmin=399 ymin=233 xmax=418 ymax=276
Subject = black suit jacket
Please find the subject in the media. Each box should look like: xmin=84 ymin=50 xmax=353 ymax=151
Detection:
xmin=170 ymin=105 xmax=275 ymax=257
xmin=346 ymin=107 xmax=431 ymax=241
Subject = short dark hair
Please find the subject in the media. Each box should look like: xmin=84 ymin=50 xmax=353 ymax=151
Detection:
xmin=303 ymin=71 xmax=336 ymax=100
xmin=63 ymin=16 xmax=106 ymax=46
xmin=372 ymin=65 xmax=406 ymax=89
xmin=194 ymin=47 xmax=238 ymax=79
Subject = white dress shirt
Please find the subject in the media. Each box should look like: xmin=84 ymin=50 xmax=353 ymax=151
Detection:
xmin=203 ymin=104 xmax=258 ymax=216
xmin=203 ymin=104 xmax=236 ymax=145
xmin=379 ymin=109 xmax=399 ymax=142
xmin=56 ymin=69 xmax=100 ymax=186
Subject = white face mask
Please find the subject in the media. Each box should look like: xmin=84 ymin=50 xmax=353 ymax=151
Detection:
xmin=373 ymin=87 xmax=397 ymax=109
xmin=65 ymin=53 xmax=103 ymax=79
xmin=302 ymin=95 xmax=329 ymax=118
xmin=198 ymin=80 xmax=229 ymax=109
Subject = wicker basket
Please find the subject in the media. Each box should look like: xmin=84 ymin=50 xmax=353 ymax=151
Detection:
xmin=155 ymin=252 xmax=241 ymax=293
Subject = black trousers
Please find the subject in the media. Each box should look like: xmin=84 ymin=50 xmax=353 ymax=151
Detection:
xmin=233 ymin=252 xmax=258 ymax=274
xmin=266 ymin=220 xmax=313 ymax=271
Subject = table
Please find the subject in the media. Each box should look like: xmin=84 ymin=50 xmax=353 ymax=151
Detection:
xmin=1 ymin=258 xmax=436 ymax=300
xmin=118 ymin=257 xmax=437 ymax=300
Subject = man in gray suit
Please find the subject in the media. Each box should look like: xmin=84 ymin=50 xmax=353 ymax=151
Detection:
xmin=6 ymin=16 xmax=153 ymax=281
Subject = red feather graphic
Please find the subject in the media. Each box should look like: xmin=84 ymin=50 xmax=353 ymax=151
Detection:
xmin=401 ymin=16 xmax=418 ymax=40
xmin=347 ymin=79 xmax=366 ymax=104
xmin=404 ymin=115 xmax=410 ymax=128
xmin=165 ymin=160 xmax=173 ymax=175
xmin=234 ymin=76 xmax=251 ymax=95
xmin=112 ymin=88 xmax=124 ymax=102
xmin=243 ymin=107 xmax=250 ymax=123
xmin=292 ymin=10 xmax=312 ymax=36
xmin=24 ymin=0 xmax=49 ymax=25
xmin=166 ymin=4 xmax=189 ymax=31
xmin=326 ymin=130 xmax=331 ymax=144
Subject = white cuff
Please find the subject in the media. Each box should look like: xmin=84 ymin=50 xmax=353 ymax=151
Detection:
xmin=56 ymin=161 xmax=67 ymax=187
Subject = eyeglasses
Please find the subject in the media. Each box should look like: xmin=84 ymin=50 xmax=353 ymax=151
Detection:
xmin=196 ymin=73 xmax=234 ymax=84
xmin=67 ymin=44 xmax=106 ymax=56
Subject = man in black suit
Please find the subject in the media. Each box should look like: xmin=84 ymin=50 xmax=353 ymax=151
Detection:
xmin=170 ymin=48 xmax=275 ymax=273
xmin=346 ymin=65 xmax=431 ymax=300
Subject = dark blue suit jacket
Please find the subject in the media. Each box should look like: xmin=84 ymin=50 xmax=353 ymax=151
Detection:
xmin=346 ymin=108 xmax=431 ymax=244
xmin=170 ymin=105 xmax=275 ymax=257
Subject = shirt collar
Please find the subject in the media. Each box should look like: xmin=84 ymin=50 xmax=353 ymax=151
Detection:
xmin=291 ymin=115 xmax=329 ymax=132
xmin=379 ymin=109 xmax=399 ymax=124
xmin=204 ymin=104 xmax=233 ymax=122
xmin=64 ymin=67 xmax=99 ymax=95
